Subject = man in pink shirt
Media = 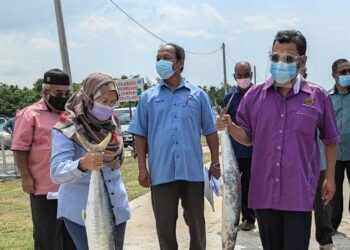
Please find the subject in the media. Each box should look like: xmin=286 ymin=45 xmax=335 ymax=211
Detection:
xmin=12 ymin=69 xmax=75 ymax=250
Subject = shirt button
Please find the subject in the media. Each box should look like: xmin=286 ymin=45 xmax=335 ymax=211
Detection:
xmin=174 ymin=103 xmax=176 ymax=106
xmin=108 ymin=180 xmax=111 ymax=182
xmin=175 ymin=128 xmax=178 ymax=131
xmin=277 ymin=146 xmax=281 ymax=150
xmin=279 ymin=130 xmax=283 ymax=134
xmin=276 ymin=162 xmax=280 ymax=166
xmin=276 ymin=178 xmax=279 ymax=182
xmin=280 ymin=114 xmax=284 ymax=118
xmin=111 ymin=169 xmax=114 ymax=171
xmin=176 ymin=141 xmax=179 ymax=144
xmin=111 ymin=192 xmax=114 ymax=195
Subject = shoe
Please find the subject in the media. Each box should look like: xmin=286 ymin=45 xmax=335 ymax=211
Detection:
xmin=319 ymin=244 xmax=336 ymax=250
xmin=240 ymin=221 xmax=255 ymax=231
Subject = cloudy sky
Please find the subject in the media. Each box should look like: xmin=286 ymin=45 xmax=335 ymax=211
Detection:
xmin=1 ymin=0 xmax=349 ymax=90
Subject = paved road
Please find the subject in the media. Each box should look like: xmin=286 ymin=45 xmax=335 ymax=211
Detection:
xmin=124 ymin=175 xmax=350 ymax=250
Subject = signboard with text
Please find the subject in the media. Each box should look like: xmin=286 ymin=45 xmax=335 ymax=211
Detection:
xmin=115 ymin=78 xmax=144 ymax=102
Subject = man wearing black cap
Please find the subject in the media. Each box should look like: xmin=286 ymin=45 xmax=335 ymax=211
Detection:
xmin=12 ymin=69 xmax=75 ymax=249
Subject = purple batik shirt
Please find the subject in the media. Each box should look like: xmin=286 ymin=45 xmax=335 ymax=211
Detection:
xmin=237 ymin=77 xmax=339 ymax=211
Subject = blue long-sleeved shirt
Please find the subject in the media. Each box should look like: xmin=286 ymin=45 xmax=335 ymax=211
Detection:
xmin=50 ymin=129 xmax=130 ymax=226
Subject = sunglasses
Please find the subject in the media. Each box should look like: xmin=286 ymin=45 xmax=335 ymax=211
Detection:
xmin=337 ymin=69 xmax=350 ymax=75
xmin=269 ymin=52 xmax=302 ymax=64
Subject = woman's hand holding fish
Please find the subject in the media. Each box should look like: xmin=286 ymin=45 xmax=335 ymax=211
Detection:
xmin=79 ymin=152 xmax=104 ymax=171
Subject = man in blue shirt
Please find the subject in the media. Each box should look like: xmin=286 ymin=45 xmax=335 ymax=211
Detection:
xmin=129 ymin=43 xmax=220 ymax=250
xmin=221 ymin=61 xmax=256 ymax=231
xmin=329 ymin=58 xmax=350 ymax=233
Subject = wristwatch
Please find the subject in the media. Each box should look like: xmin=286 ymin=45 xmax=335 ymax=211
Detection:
xmin=211 ymin=162 xmax=221 ymax=169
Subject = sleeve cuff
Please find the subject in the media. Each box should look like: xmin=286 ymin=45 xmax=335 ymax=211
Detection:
xmin=71 ymin=159 xmax=87 ymax=177
xmin=321 ymin=135 xmax=340 ymax=145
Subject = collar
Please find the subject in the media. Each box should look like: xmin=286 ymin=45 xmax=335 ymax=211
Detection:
xmin=38 ymin=98 xmax=51 ymax=111
xmin=263 ymin=74 xmax=311 ymax=94
xmin=160 ymin=79 xmax=189 ymax=90
xmin=329 ymin=85 xmax=350 ymax=95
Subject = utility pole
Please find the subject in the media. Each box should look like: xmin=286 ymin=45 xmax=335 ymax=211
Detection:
xmin=254 ymin=65 xmax=257 ymax=85
xmin=54 ymin=0 xmax=72 ymax=83
xmin=222 ymin=42 xmax=228 ymax=94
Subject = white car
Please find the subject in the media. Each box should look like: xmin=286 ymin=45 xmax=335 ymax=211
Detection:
xmin=0 ymin=117 xmax=12 ymax=150
xmin=114 ymin=107 xmax=136 ymax=148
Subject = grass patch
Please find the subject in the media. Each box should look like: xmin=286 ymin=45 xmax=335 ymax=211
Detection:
xmin=0 ymin=178 xmax=33 ymax=250
xmin=0 ymin=151 xmax=212 ymax=249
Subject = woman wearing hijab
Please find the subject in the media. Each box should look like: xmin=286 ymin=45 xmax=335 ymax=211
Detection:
xmin=50 ymin=73 xmax=130 ymax=250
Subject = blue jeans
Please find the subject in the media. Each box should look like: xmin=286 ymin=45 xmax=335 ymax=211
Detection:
xmin=63 ymin=218 xmax=126 ymax=250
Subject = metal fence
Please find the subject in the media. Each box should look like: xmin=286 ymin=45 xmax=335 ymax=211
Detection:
xmin=0 ymin=136 xmax=19 ymax=179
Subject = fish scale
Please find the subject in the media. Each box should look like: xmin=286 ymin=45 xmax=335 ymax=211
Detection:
xmin=76 ymin=132 xmax=117 ymax=250
xmin=221 ymin=128 xmax=241 ymax=250
xmin=83 ymin=170 xmax=116 ymax=250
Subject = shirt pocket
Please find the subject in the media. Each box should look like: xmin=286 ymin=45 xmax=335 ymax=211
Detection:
xmin=181 ymin=97 xmax=201 ymax=122
xmin=295 ymin=106 xmax=319 ymax=136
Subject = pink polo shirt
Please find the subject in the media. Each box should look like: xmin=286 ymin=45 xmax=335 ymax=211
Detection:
xmin=12 ymin=98 xmax=60 ymax=195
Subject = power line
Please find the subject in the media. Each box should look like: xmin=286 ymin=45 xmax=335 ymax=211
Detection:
xmin=108 ymin=0 xmax=221 ymax=55
xmin=225 ymin=51 xmax=237 ymax=64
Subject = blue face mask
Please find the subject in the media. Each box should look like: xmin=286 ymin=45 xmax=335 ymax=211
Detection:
xmin=338 ymin=75 xmax=350 ymax=87
xmin=156 ymin=60 xmax=174 ymax=79
xmin=270 ymin=62 xmax=298 ymax=85
xmin=90 ymin=102 xmax=114 ymax=121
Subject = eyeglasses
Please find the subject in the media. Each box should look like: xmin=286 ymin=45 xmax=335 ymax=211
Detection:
xmin=49 ymin=91 xmax=72 ymax=98
xmin=269 ymin=52 xmax=302 ymax=64
xmin=337 ymin=69 xmax=350 ymax=75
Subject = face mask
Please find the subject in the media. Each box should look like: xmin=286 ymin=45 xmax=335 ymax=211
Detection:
xmin=270 ymin=62 xmax=298 ymax=85
xmin=90 ymin=102 xmax=114 ymax=121
xmin=156 ymin=60 xmax=174 ymax=79
xmin=236 ymin=78 xmax=251 ymax=89
xmin=338 ymin=75 xmax=350 ymax=87
xmin=48 ymin=96 xmax=68 ymax=111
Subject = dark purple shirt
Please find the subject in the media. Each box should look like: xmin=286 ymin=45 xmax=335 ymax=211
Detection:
xmin=237 ymin=77 xmax=339 ymax=211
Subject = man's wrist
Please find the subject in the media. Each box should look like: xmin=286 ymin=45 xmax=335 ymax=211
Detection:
xmin=211 ymin=161 xmax=221 ymax=169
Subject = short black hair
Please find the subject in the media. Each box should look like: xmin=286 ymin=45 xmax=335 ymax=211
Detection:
xmin=163 ymin=43 xmax=185 ymax=72
xmin=332 ymin=58 xmax=349 ymax=73
xmin=273 ymin=30 xmax=307 ymax=56
xmin=166 ymin=43 xmax=185 ymax=62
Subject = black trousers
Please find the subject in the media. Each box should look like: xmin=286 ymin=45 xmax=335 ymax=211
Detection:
xmin=255 ymin=209 xmax=312 ymax=250
xmin=30 ymin=194 xmax=76 ymax=250
xmin=237 ymin=157 xmax=256 ymax=224
xmin=330 ymin=160 xmax=350 ymax=230
xmin=151 ymin=181 xmax=205 ymax=250
xmin=314 ymin=170 xmax=334 ymax=245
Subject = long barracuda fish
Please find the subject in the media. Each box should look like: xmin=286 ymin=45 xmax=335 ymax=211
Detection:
xmin=221 ymin=127 xmax=241 ymax=249
xmin=216 ymin=101 xmax=241 ymax=250
xmin=77 ymin=132 xmax=117 ymax=250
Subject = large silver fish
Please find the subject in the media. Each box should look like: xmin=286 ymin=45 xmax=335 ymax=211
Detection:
xmin=221 ymin=128 xmax=241 ymax=249
xmin=77 ymin=133 xmax=117 ymax=250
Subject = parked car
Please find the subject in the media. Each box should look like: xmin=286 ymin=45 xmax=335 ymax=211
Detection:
xmin=0 ymin=117 xmax=12 ymax=150
xmin=114 ymin=107 xmax=136 ymax=148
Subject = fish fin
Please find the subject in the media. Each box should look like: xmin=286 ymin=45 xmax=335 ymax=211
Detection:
xmin=82 ymin=209 xmax=86 ymax=222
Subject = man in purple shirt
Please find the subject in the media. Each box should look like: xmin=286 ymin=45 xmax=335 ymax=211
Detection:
xmin=217 ymin=30 xmax=339 ymax=250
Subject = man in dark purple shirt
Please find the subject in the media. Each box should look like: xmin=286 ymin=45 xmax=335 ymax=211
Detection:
xmin=217 ymin=30 xmax=339 ymax=250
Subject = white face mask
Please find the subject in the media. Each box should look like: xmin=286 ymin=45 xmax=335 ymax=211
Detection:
xmin=236 ymin=77 xmax=251 ymax=89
